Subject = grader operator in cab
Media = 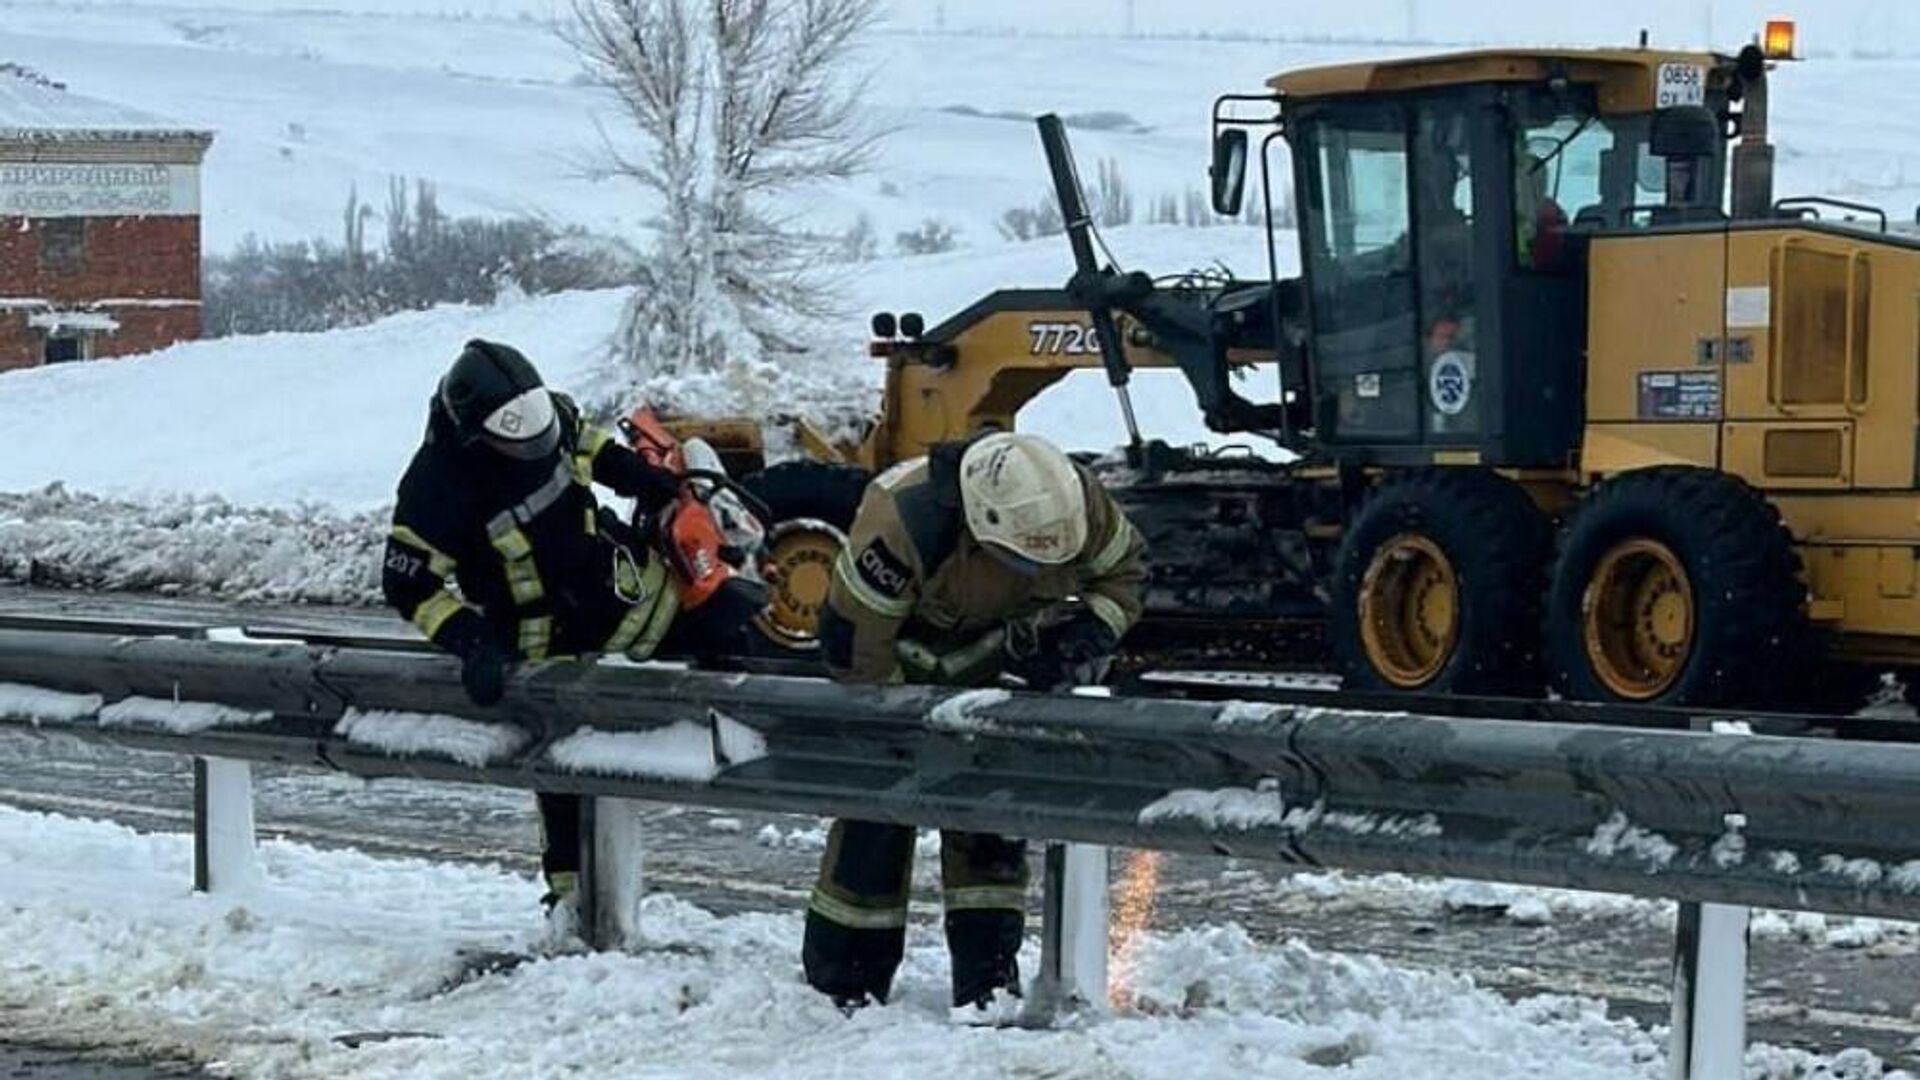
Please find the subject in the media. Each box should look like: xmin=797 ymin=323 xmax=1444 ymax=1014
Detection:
xmin=726 ymin=22 xmax=1920 ymax=709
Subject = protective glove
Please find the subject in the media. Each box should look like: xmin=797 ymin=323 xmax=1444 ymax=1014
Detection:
xmin=1048 ymin=615 xmax=1119 ymax=666
xmin=459 ymin=634 xmax=510 ymax=707
xmin=1007 ymin=613 xmax=1119 ymax=691
xmin=598 ymin=448 xmax=684 ymax=513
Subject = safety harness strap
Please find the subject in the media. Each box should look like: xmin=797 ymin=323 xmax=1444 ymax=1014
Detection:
xmin=481 ymin=458 xmax=586 ymax=657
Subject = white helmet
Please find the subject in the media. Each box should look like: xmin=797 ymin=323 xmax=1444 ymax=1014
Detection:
xmin=960 ymin=433 xmax=1087 ymax=566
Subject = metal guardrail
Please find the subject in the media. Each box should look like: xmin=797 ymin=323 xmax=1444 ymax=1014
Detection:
xmin=2 ymin=626 xmax=1920 ymax=922
xmin=1 ymin=621 xmax=1916 ymax=1075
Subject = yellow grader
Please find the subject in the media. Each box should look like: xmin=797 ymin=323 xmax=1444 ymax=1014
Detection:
xmin=715 ymin=22 xmax=1920 ymax=711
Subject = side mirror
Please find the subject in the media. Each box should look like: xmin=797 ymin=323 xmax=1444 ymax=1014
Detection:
xmin=1210 ymin=128 xmax=1250 ymax=217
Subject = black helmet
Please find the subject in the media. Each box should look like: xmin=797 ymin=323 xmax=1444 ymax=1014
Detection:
xmin=437 ymin=340 xmax=561 ymax=461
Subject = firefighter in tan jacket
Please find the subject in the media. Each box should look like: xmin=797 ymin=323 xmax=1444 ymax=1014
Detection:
xmin=803 ymin=432 xmax=1146 ymax=1012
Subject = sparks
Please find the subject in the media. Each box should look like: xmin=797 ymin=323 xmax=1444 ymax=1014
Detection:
xmin=1107 ymin=849 xmax=1163 ymax=1010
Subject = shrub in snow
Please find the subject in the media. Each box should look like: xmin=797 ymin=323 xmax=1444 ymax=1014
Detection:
xmin=893 ymin=218 xmax=959 ymax=255
xmin=836 ymin=213 xmax=880 ymax=263
xmin=569 ymin=0 xmax=882 ymax=400
xmin=997 ymin=157 xmax=1130 ymax=241
xmin=1141 ymin=185 xmax=1294 ymax=230
xmin=204 ymin=180 xmax=641 ymax=337
xmin=996 ymin=203 xmax=1061 ymax=242
xmin=1093 ymin=157 xmax=1134 ymax=226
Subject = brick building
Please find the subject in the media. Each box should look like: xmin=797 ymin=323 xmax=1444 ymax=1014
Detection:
xmin=0 ymin=67 xmax=213 ymax=372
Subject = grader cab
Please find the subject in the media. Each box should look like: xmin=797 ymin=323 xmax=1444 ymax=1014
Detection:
xmin=724 ymin=23 xmax=1920 ymax=710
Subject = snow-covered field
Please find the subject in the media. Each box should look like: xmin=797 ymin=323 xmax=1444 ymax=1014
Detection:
xmin=1 ymin=802 xmax=1893 ymax=1080
xmin=0 ymin=224 xmax=1277 ymax=512
xmin=0 ymin=1 xmax=1915 ymax=516
xmin=2 ymin=3 xmax=1915 ymax=252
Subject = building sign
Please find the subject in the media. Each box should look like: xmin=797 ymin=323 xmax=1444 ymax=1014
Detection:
xmin=0 ymin=162 xmax=199 ymax=217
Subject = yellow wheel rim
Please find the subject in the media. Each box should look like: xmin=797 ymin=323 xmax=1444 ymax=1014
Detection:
xmin=754 ymin=519 xmax=845 ymax=649
xmin=1582 ymin=538 xmax=1694 ymax=700
xmin=1357 ymin=533 xmax=1460 ymax=689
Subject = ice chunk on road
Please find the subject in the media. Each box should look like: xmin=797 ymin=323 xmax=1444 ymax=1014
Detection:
xmin=1821 ymin=854 xmax=1886 ymax=887
xmin=97 ymin=696 xmax=270 ymax=734
xmin=333 ymin=709 xmax=529 ymax=769
xmin=0 ymin=682 xmax=103 ymax=724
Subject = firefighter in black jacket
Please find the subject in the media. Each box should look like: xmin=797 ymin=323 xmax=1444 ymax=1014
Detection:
xmin=383 ymin=339 xmax=685 ymax=911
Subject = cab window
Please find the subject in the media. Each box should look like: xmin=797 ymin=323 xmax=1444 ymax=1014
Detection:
xmin=1298 ymin=104 xmax=1419 ymax=442
xmin=1512 ymin=88 xmax=1722 ymax=271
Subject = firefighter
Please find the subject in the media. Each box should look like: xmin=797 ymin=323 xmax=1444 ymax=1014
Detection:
xmin=382 ymin=339 xmax=689 ymax=916
xmin=803 ymin=432 xmax=1146 ymax=1012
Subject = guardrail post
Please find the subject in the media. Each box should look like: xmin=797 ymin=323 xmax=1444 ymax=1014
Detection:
xmin=1028 ymin=842 xmax=1109 ymax=1022
xmin=1668 ymin=900 xmax=1751 ymax=1080
xmin=1667 ymin=722 xmax=1753 ymax=1080
xmin=578 ymin=796 xmax=646 ymax=951
xmin=192 ymin=757 xmax=256 ymax=893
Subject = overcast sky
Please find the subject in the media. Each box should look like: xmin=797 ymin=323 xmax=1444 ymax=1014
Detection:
xmin=883 ymin=1 xmax=1919 ymax=55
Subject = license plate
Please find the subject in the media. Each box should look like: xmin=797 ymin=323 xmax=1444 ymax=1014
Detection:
xmin=1656 ymin=63 xmax=1706 ymax=108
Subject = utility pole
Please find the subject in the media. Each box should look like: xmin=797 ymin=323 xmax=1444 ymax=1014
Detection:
xmin=1124 ymin=0 xmax=1136 ymax=37
xmin=935 ymin=1 xmax=945 ymax=30
xmin=1404 ymin=0 xmax=1417 ymax=42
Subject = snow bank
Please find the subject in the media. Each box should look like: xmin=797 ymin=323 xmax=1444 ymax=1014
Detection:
xmin=0 ymin=808 xmax=1907 ymax=1078
xmin=0 ymin=484 xmax=384 ymax=604
xmin=0 ymin=805 xmax=1744 ymax=1080
xmin=0 ymin=291 xmax=629 ymax=512
xmin=97 ymin=696 xmax=271 ymax=734
xmin=334 ymin=709 xmax=529 ymax=769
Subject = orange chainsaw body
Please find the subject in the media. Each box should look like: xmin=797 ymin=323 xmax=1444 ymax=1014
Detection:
xmin=623 ymin=407 xmax=760 ymax=613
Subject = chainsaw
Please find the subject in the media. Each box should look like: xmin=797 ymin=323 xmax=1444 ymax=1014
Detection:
xmin=619 ymin=407 xmax=776 ymax=637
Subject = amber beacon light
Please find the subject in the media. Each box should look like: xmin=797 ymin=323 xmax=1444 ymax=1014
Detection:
xmin=1763 ymin=19 xmax=1797 ymax=60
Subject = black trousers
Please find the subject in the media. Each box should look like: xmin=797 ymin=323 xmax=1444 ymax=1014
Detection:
xmin=802 ymin=819 xmax=1029 ymax=1007
xmin=537 ymin=791 xmax=581 ymax=889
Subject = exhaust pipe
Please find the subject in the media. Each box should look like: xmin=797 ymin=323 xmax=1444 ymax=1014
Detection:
xmin=1729 ymin=44 xmax=1774 ymax=221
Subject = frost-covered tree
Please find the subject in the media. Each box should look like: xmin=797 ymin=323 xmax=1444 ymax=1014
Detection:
xmin=569 ymin=0 xmax=881 ymax=393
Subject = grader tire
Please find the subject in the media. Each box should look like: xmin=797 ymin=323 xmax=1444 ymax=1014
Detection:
xmin=740 ymin=461 xmax=872 ymax=652
xmin=1329 ymin=469 xmax=1550 ymax=695
xmin=1544 ymin=467 xmax=1805 ymax=707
